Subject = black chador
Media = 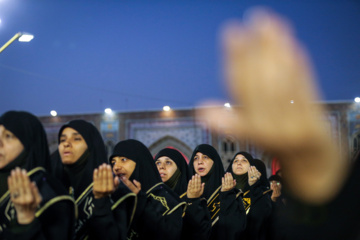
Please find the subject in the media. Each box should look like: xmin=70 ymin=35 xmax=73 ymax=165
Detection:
xmin=228 ymin=154 xmax=272 ymax=240
xmin=54 ymin=120 xmax=134 ymax=240
xmin=110 ymin=139 xmax=186 ymax=240
xmin=155 ymin=148 xmax=211 ymax=240
xmin=0 ymin=111 xmax=75 ymax=240
xmin=188 ymin=144 xmax=246 ymax=240
xmin=154 ymin=148 xmax=190 ymax=196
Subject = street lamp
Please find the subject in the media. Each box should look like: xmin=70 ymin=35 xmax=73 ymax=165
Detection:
xmin=0 ymin=32 xmax=34 ymax=54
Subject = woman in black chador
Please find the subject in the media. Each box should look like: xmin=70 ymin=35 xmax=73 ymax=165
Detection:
xmin=227 ymin=152 xmax=272 ymax=240
xmin=188 ymin=144 xmax=246 ymax=240
xmin=154 ymin=148 xmax=189 ymax=196
xmin=0 ymin=111 xmax=75 ymax=240
xmin=154 ymin=148 xmax=211 ymax=240
xmin=55 ymin=120 xmax=133 ymax=240
xmin=110 ymin=139 xmax=185 ymax=240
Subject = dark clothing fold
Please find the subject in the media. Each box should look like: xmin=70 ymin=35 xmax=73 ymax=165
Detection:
xmin=0 ymin=111 xmax=75 ymax=240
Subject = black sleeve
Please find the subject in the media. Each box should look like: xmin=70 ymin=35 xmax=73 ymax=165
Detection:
xmin=248 ymin=181 xmax=265 ymax=204
xmin=216 ymin=189 xmax=246 ymax=240
xmin=4 ymin=200 xmax=75 ymax=240
xmin=269 ymin=153 xmax=360 ymax=240
xmin=132 ymin=191 xmax=183 ymax=240
xmin=182 ymin=197 xmax=212 ymax=240
xmin=87 ymin=197 xmax=127 ymax=240
xmin=246 ymin=193 xmax=272 ymax=240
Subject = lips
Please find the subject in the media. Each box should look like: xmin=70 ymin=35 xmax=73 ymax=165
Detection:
xmin=159 ymin=172 xmax=166 ymax=178
xmin=197 ymin=167 xmax=205 ymax=172
xmin=62 ymin=151 xmax=72 ymax=156
xmin=115 ymin=172 xmax=126 ymax=178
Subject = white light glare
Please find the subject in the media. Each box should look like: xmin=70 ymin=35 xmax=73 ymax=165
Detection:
xmin=18 ymin=33 xmax=34 ymax=42
xmin=290 ymin=100 xmax=294 ymax=104
xmin=355 ymin=97 xmax=360 ymax=103
xmin=50 ymin=110 xmax=57 ymax=117
xmin=104 ymin=108 xmax=112 ymax=114
xmin=224 ymin=103 xmax=231 ymax=108
xmin=163 ymin=106 xmax=171 ymax=111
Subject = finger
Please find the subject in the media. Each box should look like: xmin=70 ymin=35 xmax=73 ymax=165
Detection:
xmin=200 ymin=183 xmax=205 ymax=195
xmin=222 ymin=177 xmax=225 ymax=187
xmin=105 ymin=165 xmax=113 ymax=192
xmin=21 ymin=169 xmax=33 ymax=203
xmin=16 ymin=169 xmax=27 ymax=203
xmin=114 ymin=176 xmax=120 ymax=189
xmin=194 ymin=174 xmax=200 ymax=190
xmin=187 ymin=179 xmax=193 ymax=191
xmin=93 ymin=168 xmax=99 ymax=188
xmin=31 ymin=182 xmax=42 ymax=206
xmin=197 ymin=103 xmax=244 ymax=137
xmin=133 ymin=180 xmax=141 ymax=190
xmin=120 ymin=176 xmax=137 ymax=192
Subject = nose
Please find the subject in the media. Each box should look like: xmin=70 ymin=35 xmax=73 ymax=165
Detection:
xmin=62 ymin=140 xmax=70 ymax=148
xmin=113 ymin=162 xmax=122 ymax=172
xmin=197 ymin=157 xmax=204 ymax=165
xmin=159 ymin=162 xmax=165 ymax=169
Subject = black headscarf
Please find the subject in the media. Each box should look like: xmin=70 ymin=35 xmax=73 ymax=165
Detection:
xmin=253 ymin=159 xmax=270 ymax=190
xmin=227 ymin=151 xmax=255 ymax=191
xmin=0 ymin=111 xmax=51 ymax=196
xmin=110 ymin=139 xmax=161 ymax=192
xmin=188 ymin=144 xmax=224 ymax=199
xmin=0 ymin=111 xmax=50 ymax=171
xmin=268 ymin=174 xmax=283 ymax=184
xmin=154 ymin=148 xmax=190 ymax=195
xmin=57 ymin=120 xmax=107 ymax=198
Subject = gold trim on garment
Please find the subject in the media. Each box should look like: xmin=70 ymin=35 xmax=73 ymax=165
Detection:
xmin=207 ymin=186 xmax=222 ymax=204
xmin=75 ymin=183 xmax=94 ymax=204
xmin=179 ymin=191 xmax=187 ymax=199
xmin=145 ymin=182 xmax=163 ymax=194
xmin=165 ymin=201 xmax=186 ymax=216
xmin=111 ymin=192 xmax=137 ymax=227
xmin=263 ymin=189 xmax=272 ymax=195
xmin=35 ymin=195 xmax=77 ymax=218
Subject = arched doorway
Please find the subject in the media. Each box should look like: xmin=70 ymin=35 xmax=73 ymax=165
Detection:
xmin=149 ymin=136 xmax=193 ymax=162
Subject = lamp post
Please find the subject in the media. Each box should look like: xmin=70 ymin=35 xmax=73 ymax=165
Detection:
xmin=0 ymin=32 xmax=34 ymax=54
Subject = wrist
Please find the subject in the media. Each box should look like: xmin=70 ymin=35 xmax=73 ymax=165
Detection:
xmin=17 ymin=212 xmax=35 ymax=225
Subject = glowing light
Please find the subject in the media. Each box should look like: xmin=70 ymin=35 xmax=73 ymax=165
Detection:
xmin=290 ymin=100 xmax=294 ymax=104
xmin=163 ymin=106 xmax=171 ymax=111
xmin=104 ymin=108 xmax=112 ymax=114
xmin=355 ymin=97 xmax=360 ymax=103
xmin=50 ymin=110 xmax=57 ymax=117
xmin=18 ymin=33 xmax=34 ymax=42
xmin=224 ymin=103 xmax=231 ymax=108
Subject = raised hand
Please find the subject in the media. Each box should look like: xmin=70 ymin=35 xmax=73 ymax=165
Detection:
xmin=187 ymin=174 xmax=204 ymax=198
xmin=8 ymin=167 xmax=42 ymax=224
xmin=198 ymin=9 xmax=346 ymax=204
xmin=93 ymin=163 xmax=117 ymax=199
xmin=221 ymin=172 xmax=236 ymax=192
xmin=119 ymin=176 xmax=141 ymax=195
xmin=271 ymin=184 xmax=282 ymax=202
xmin=248 ymin=166 xmax=261 ymax=186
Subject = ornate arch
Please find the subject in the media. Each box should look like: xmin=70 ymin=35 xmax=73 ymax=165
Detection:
xmin=149 ymin=135 xmax=193 ymax=162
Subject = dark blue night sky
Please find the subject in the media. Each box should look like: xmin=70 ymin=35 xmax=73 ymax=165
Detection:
xmin=1 ymin=0 xmax=359 ymax=116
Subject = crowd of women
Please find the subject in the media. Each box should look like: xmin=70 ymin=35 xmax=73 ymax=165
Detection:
xmin=0 ymin=110 xmax=286 ymax=240
xmin=2 ymin=9 xmax=360 ymax=240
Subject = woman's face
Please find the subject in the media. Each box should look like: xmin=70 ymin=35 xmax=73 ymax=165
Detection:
xmin=193 ymin=152 xmax=214 ymax=177
xmin=232 ymin=154 xmax=250 ymax=175
xmin=0 ymin=125 xmax=24 ymax=169
xmin=155 ymin=156 xmax=178 ymax=182
xmin=58 ymin=127 xmax=88 ymax=165
xmin=111 ymin=156 xmax=136 ymax=179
